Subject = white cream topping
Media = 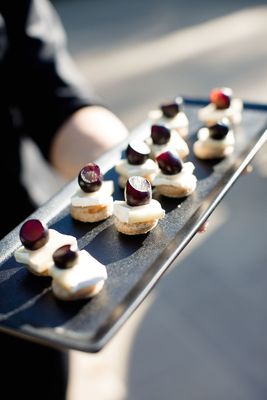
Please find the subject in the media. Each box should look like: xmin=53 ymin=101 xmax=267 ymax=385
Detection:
xmin=14 ymin=230 xmax=78 ymax=274
xmin=71 ymin=181 xmax=114 ymax=207
xmin=153 ymin=162 xmax=197 ymax=187
xmin=115 ymin=158 xmax=158 ymax=177
xmin=196 ymin=127 xmax=235 ymax=150
xmin=147 ymin=132 xmax=189 ymax=158
xmin=198 ymin=98 xmax=243 ymax=123
xmin=50 ymin=250 xmax=107 ymax=293
xmin=148 ymin=109 xmax=189 ymax=129
xmin=113 ymin=199 xmax=165 ymax=223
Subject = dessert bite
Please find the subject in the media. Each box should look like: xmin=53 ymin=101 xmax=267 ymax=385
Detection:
xmin=71 ymin=162 xmax=114 ymax=222
xmin=198 ymin=87 xmax=243 ymax=126
xmin=153 ymin=150 xmax=197 ymax=198
xmin=148 ymin=96 xmax=189 ymax=138
xmin=50 ymin=245 xmax=107 ymax=301
xmin=14 ymin=219 xmax=78 ymax=276
xmin=146 ymin=124 xmax=189 ymax=160
xmin=113 ymin=176 xmax=165 ymax=235
xmin=115 ymin=139 xmax=158 ymax=188
xmin=193 ymin=119 xmax=235 ymax=159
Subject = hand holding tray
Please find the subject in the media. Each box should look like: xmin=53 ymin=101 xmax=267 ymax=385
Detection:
xmin=0 ymin=98 xmax=266 ymax=352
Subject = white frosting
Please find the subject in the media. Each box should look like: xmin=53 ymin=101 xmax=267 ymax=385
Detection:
xmin=115 ymin=158 xmax=158 ymax=177
xmin=113 ymin=199 xmax=165 ymax=223
xmin=50 ymin=250 xmax=107 ymax=293
xmin=198 ymin=98 xmax=243 ymax=124
xmin=153 ymin=162 xmax=197 ymax=188
xmin=148 ymin=109 xmax=189 ymax=130
xmin=147 ymin=132 xmax=189 ymax=158
xmin=71 ymin=181 xmax=114 ymax=207
xmin=14 ymin=229 xmax=78 ymax=274
xmin=196 ymin=127 xmax=235 ymax=150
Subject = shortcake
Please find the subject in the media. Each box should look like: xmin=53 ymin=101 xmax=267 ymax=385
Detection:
xmin=115 ymin=139 xmax=158 ymax=188
xmin=193 ymin=119 xmax=235 ymax=159
xmin=146 ymin=124 xmax=189 ymax=160
xmin=50 ymin=245 xmax=107 ymax=301
xmin=70 ymin=162 xmax=114 ymax=222
xmin=14 ymin=218 xmax=78 ymax=276
xmin=153 ymin=150 xmax=197 ymax=198
xmin=198 ymin=87 xmax=243 ymax=126
xmin=148 ymin=96 xmax=189 ymax=138
xmin=113 ymin=176 xmax=165 ymax=235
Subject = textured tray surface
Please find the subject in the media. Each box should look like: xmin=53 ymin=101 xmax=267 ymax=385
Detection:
xmin=0 ymin=99 xmax=266 ymax=352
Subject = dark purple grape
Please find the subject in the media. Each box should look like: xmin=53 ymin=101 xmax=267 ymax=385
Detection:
xmin=209 ymin=121 xmax=229 ymax=140
xmin=126 ymin=140 xmax=150 ymax=165
xmin=156 ymin=150 xmax=183 ymax=175
xmin=19 ymin=219 xmax=49 ymax=250
xmin=151 ymin=125 xmax=171 ymax=145
xmin=78 ymin=163 xmax=103 ymax=193
xmin=160 ymin=96 xmax=184 ymax=118
xmin=53 ymin=245 xmax=78 ymax=270
xmin=125 ymin=176 xmax=152 ymax=206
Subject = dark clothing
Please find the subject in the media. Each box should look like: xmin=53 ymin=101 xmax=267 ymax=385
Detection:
xmin=0 ymin=0 xmax=96 ymax=238
xmin=2 ymin=333 xmax=69 ymax=399
xmin=0 ymin=1 xmax=97 ymax=399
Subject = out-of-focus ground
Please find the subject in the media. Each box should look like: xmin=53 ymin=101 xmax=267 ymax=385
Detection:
xmin=24 ymin=1 xmax=267 ymax=399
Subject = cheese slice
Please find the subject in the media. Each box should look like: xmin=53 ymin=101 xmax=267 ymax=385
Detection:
xmin=14 ymin=229 xmax=78 ymax=274
xmin=50 ymin=250 xmax=107 ymax=293
xmin=71 ymin=180 xmax=114 ymax=207
xmin=113 ymin=199 xmax=165 ymax=223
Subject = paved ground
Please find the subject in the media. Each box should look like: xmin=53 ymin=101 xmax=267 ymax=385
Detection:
xmin=24 ymin=1 xmax=267 ymax=399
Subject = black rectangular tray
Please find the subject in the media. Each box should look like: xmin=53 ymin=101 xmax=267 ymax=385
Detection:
xmin=0 ymin=98 xmax=266 ymax=352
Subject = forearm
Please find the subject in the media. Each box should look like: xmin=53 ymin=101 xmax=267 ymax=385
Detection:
xmin=49 ymin=106 xmax=129 ymax=180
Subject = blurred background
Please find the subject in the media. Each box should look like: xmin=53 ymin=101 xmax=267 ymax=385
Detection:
xmin=24 ymin=0 xmax=267 ymax=399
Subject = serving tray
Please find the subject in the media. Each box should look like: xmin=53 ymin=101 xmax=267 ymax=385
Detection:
xmin=0 ymin=98 xmax=266 ymax=352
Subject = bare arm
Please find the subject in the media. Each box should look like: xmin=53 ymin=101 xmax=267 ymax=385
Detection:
xmin=49 ymin=106 xmax=129 ymax=180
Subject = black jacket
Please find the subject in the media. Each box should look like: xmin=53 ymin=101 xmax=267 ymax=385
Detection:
xmin=0 ymin=0 xmax=96 ymax=238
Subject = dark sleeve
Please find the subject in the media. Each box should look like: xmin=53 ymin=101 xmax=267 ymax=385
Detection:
xmin=2 ymin=0 xmax=101 ymax=159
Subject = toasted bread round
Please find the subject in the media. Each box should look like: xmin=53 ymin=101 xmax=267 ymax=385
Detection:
xmin=193 ymin=141 xmax=234 ymax=160
xmin=155 ymin=183 xmax=196 ymax=198
xmin=70 ymin=203 xmax=112 ymax=222
xmin=114 ymin=217 xmax=159 ymax=235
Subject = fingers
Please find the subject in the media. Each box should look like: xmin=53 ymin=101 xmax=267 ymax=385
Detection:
xmin=242 ymin=164 xmax=253 ymax=175
xmin=198 ymin=220 xmax=209 ymax=233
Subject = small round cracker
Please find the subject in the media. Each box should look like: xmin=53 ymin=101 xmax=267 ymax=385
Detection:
xmin=70 ymin=203 xmax=112 ymax=222
xmin=114 ymin=217 xmax=158 ymax=235
xmin=156 ymin=183 xmax=195 ymax=198
xmin=193 ymin=141 xmax=234 ymax=160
